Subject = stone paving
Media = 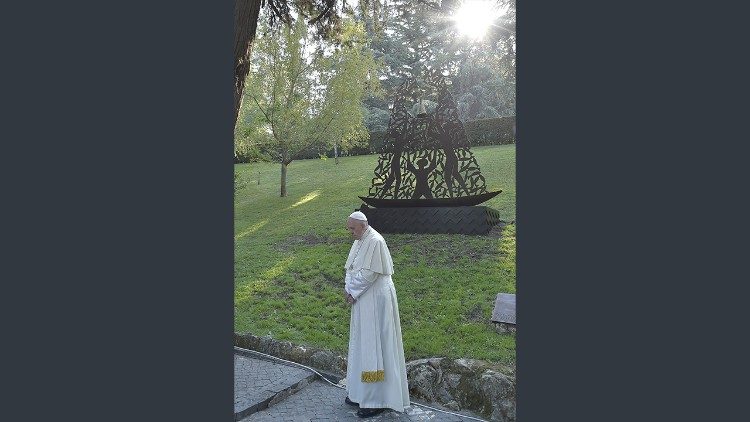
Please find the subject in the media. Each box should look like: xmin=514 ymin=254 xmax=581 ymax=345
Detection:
xmin=235 ymin=351 xmax=483 ymax=422
xmin=235 ymin=353 xmax=317 ymax=419
xmin=241 ymin=379 xmax=475 ymax=422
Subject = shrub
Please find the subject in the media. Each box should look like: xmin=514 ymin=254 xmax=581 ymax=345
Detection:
xmin=342 ymin=131 xmax=387 ymax=156
xmin=463 ymin=116 xmax=516 ymax=146
xmin=234 ymin=145 xmax=273 ymax=163
xmin=249 ymin=116 xmax=516 ymax=163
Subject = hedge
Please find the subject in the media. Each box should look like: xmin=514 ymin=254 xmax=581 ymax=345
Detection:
xmin=463 ymin=116 xmax=515 ymax=146
xmin=344 ymin=116 xmax=515 ymax=156
xmin=234 ymin=116 xmax=515 ymax=163
xmin=340 ymin=131 xmax=387 ymax=157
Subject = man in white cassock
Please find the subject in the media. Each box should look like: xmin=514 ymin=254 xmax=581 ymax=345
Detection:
xmin=343 ymin=211 xmax=410 ymax=418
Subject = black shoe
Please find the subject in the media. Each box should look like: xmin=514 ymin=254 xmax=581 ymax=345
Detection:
xmin=356 ymin=408 xmax=386 ymax=418
xmin=345 ymin=396 xmax=359 ymax=407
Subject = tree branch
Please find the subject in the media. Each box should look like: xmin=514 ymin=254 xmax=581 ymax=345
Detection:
xmin=249 ymin=93 xmax=279 ymax=143
xmin=416 ymin=0 xmax=442 ymax=11
xmin=290 ymin=115 xmax=336 ymax=161
xmin=249 ymin=94 xmax=272 ymax=123
xmin=308 ymin=0 xmax=336 ymax=25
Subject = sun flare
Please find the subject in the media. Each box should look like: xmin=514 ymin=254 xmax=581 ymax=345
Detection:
xmin=453 ymin=1 xmax=505 ymax=40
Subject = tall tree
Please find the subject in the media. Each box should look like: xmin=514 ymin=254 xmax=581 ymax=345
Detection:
xmin=233 ymin=0 xmax=342 ymax=129
xmin=238 ymin=18 xmax=381 ymax=196
xmin=360 ymin=0 xmax=516 ymax=126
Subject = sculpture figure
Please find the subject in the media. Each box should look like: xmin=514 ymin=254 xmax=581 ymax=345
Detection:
xmin=362 ymin=69 xmax=500 ymax=208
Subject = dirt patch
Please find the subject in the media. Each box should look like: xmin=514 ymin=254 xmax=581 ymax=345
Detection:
xmin=311 ymin=273 xmax=342 ymax=290
xmin=277 ymin=233 xmax=346 ymax=251
xmin=301 ymin=233 xmax=328 ymax=245
xmin=465 ymin=303 xmax=486 ymax=322
xmin=391 ymin=233 xmax=506 ymax=267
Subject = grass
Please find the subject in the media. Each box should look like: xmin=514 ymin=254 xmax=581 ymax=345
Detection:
xmin=234 ymin=145 xmax=516 ymax=364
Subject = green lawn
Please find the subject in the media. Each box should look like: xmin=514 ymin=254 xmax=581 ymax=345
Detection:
xmin=234 ymin=145 xmax=516 ymax=364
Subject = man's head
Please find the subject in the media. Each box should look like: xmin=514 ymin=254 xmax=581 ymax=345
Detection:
xmin=417 ymin=158 xmax=428 ymax=168
xmin=347 ymin=211 xmax=369 ymax=240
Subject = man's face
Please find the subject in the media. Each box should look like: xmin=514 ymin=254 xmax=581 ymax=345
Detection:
xmin=346 ymin=218 xmax=367 ymax=240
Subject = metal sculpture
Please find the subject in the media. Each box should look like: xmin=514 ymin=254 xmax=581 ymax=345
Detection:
xmin=360 ymin=69 xmax=501 ymax=208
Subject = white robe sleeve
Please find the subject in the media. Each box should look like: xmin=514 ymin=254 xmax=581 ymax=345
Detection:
xmin=344 ymin=272 xmax=354 ymax=296
xmin=346 ymin=269 xmax=379 ymax=299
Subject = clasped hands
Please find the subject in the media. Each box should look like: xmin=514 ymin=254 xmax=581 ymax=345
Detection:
xmin=343 ymin=289 xmax=356 ymax=305
xmin=344 ymin=272 xmax=356 ymax=305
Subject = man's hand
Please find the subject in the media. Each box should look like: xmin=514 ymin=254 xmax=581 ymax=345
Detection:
xmin=346 ymin=293 xmax=356 ymax=305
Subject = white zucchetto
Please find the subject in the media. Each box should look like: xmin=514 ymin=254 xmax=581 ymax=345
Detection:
xmin=349 ymin=211 xmax=368 ymax=221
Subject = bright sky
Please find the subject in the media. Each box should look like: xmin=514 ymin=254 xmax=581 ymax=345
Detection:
xmin=452 ymin=0 xmax=508 ymax=40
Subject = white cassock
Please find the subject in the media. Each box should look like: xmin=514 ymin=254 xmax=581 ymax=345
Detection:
xmin=344 ymin=226 xmax=410 ymax=411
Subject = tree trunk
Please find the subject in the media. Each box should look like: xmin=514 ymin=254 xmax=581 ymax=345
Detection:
xmin=280 ymin=161 xmax=288 ymax=197
xmin=334 ymin=143 xmax=339 ymax=164
xmin=234 ymin=0 xmax=263 ymax=129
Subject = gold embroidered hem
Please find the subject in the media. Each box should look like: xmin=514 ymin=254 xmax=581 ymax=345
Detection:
xmin=361 ymin=370 xmax=385 ymax=383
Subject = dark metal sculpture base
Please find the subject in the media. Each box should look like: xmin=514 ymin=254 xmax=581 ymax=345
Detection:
xmin=358 ymin=190 xmax=501 ymax=208
xmin=358 ymin=205 xmax=501 ymax=235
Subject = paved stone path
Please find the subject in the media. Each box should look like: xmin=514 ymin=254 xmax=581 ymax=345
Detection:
xmin=235 ymin=350 xmax=483 ymax=422
xmin=234 ymin=353 xmax=317 ymax=419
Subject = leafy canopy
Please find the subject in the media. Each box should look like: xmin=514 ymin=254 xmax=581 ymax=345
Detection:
xmin=237 ymin=17 xmax=382 ymax=164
